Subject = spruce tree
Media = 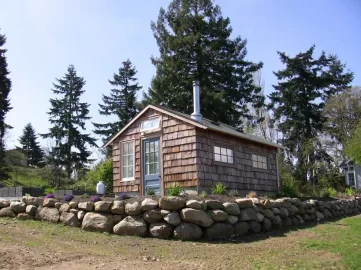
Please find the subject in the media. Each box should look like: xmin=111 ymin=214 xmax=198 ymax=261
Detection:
xmin=268 ymin=45 xmax=353 ymax=182
xmin=93 ymin=59 xmax=141 ymax=142
xmin=18 ymin=123 xmax=44 ymax=167
xmin=143 ymin=0 xmax=263 ymax=129
xmin=42 ymin=65 xmax=97 ymax=178
xmin=0 ymin=30 xmax=12 ymax=179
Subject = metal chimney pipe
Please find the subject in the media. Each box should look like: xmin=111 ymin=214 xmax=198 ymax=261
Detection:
xmin=191 ymin=80 xmax=202 ymax=121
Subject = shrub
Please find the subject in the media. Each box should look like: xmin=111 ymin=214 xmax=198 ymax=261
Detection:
xmin=211 ymin=182 xmax=227 ymax=195
xmin=321 ymin=187 xmax=337 ymax=198
xmin=199 ymin=191 xmax=207 ymax=199
xmin=45 ymin=187 xmax=55 ymax=195
xmin=345 ymin=187 xmax=356 ymax=197
xmin=146 ymin=188 xmax=156 ymax=196
xmin=64 ymin=194 xmax=74 ymax=202
xmin=91 ymin=195 xmax=101 ymax=202
xmin=228 ymin=190 xmax=239 ymax=197
xmin=167 ymin=185 xmax=181 ymax=196
xmin=247 ymin=191 xmax=257 ymax=198
xmin=45 ymin=193 xmax=54 ymax=199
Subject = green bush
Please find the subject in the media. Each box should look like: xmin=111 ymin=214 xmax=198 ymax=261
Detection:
xmin=211 ymin=182 xmax=227 ymax=195
xmin=146 ymin=187 xmax=156 ymax=196
xmin=320 ymin=187 xmax=337 ymax=198
xmin=167 ymin=185 xmax=181 ymax=196
xmin=228 ymin=190 xmax=239 ymax=197
xmin=44 ymin=187 xmax=55 ymax=195
xmin=79 ymin=159 xmax=113 ymax=193
xmin=345 ymin=187 xmax=356 ymax=197
xmin=280 ymin=177 xmax=300 ymax=197
xmin=199 ymin=190 xmax=207 ymax=199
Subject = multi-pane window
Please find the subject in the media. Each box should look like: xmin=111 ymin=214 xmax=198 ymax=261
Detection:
xmin=348 ymin=172 xmax=355 ymax=187
xmin=140 ymin=118 xmax=160 ymax=132
xmin=252 ymin=154 xmax=267 ymax=169
xmin=145 ymin=140 xmax=159 ymax=175
xmin=122 ymin=141 xmax=134 ymax=180
xmin=214 ymin=146 xmax=234 ymax=164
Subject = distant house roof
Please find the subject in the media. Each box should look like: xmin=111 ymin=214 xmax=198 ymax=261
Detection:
xmin=339 ymin=159 xmax=355 ymax=167
xmin=104 ymin=105 xmax=283 ymax=149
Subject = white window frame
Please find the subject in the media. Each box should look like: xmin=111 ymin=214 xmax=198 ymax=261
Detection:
xmin=121 ymin=141 xmax=135 ymax=181
xmin=140 ymin=117 xmax=161 ymax=133
xmin=252 ymin=154 xmax=268 ymax=170
xmin=214 ymin=146 xmax=234 ymax=164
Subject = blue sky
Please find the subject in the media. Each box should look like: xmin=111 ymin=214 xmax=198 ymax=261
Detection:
xmin=1 ymin=0 xmax=360 ymax=154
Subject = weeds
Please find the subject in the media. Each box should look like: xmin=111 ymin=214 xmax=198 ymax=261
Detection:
xmin=199 ymin=191 xmax=207 ymax=199
xmin=146 ymin=187 xmax=156 ymax=196
xmin=211 ymin=182 xmax=227 ymax=195
xmin=228 ymin=190 xmax=239 ymax=197
xmin=167 ymin=185 xmax=181 ymax=196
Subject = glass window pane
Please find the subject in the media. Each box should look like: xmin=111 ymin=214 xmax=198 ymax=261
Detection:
xmin=146 ymin=142 xmax=149 ymax=153
xmin=146 ymin=164 xmax=150 ymax=175
xmin=215 ymin=154 xmax=221 ymax=161
xmin=221 ymin=148 xmax=227 ymax=155
xmin=155 ymin=140 xmax=159 ymax=151
xmin=123 ymin=143 xmax=128 ymax=155
xmin=221 ymin=155 xmax=227 ymax=163
xmin=150 ymin=142 xmax=154 ymax=152
xmin=263 ymin=163 xmax=267 ymax=169
xmin=252 ymin=154 xmax=257 ymax=161
xmin=145 ymin=153 xmax=150 ymax=164
xmin=123 ymin=155 xmax=128 ymax=167
xmin=253 ymin=160 xmax=257 ymax=167
xmin=128 ymin=142 xmax=134 ymax=154
xmin=128 ymin=154 xmax=133 ymax=166
xmin=155 ymin=163 xmax=159 ymax=174
xmin=227 ymin=149 xmax=233 ymax=156
xmin=214 ymin=146 xmax=220 ymax=154
xmin=128 ymin=166 xmax=133 ymax=178
xmin=228 ymin=156 xmax=234 ymax=164
xmin=123 ymin=167 xmax=128 ymax=178
xmin=155 ymin=152 xmax=159 ymax=163
xmin=350 ymin=167 xmax=354 ymax=171
xmin=150 ymin=163 xmax=154 ymax=175
xmin=150 ymin=152 xmax=154 ymax=163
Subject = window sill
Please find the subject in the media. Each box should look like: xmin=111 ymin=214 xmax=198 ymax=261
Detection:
xmin=213 ymin=161 xmax=235 ymax=168
xmin=252 ymin=167 xmax=268 ymax=172
xmin=121 ymin=178 xmax=135 ymax=182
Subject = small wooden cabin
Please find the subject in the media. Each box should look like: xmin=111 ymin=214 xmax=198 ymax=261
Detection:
xmin=105 ymin=81 xmax=282 ymax=196
xmin=339 ymin=160 xmax=361 ymax=189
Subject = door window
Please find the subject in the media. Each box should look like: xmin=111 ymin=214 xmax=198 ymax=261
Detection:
xmin=144 ymin=140 xmax=159 ymax=175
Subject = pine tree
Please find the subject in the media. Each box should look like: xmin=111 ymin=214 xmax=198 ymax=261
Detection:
xmin=18 ymin=123 xmax=44 ymax=167
xmin=268 ymin=45 xmax=354 ymax=182
xmin=42 ymin=65 xmax=97 ymax=178
xmin=143 ymin=0 xmax=263 ymax=129
xmin=93 ymin=59 xmax=141 ymax=141
xmin=0 ymin=30 xmax=12 ymax=180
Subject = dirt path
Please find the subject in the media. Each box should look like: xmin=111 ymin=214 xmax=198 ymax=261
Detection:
xmin=0 ymin=218 xmax=344 ymax=270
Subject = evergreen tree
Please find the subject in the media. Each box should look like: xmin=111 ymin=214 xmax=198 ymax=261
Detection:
xmin=93 ymin=59 xmax=141 ymax=141
xmin=18 ymin=123 xmax=44 ymax=167
xmin=0 ymin=30 xmax=12 ymax=180
xmin=143 ymin=0 xmax=263 ymax=129
xmin=268 ymin=45 xmax=353 ymax=182
xmin=42 ymin=65 xmax=97 ymax=179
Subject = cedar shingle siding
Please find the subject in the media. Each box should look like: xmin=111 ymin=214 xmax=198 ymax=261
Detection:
xmin=111 ymin=107 xmax=279 ymax=195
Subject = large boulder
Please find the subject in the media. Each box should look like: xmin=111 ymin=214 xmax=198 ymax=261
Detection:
xmin=204 ymin=222 xmax=234 ymax=239
xmin=22 ymin=197 xmax=42 ymax=207
xmin=17 ymin=213 xmax=33 ymax=220
xmin=180 ymin=208 xmax=213 ymax=227
xmin=272 ymin=215 xmax=282 ymax=227
xmin=173 ymin=222 xmax=203 ymax=240
xmin=43 ymin=198 xmax=57 ymax=207
xmin=248 ymin=221 xmax=261 ymax=233
xmin=54 ymin=202 xmax=62 ymax=209
xmin=113 ymin=214 xmax=124 ymax=225
xmin=94 ymin=201 xmax=112 ymax=212
xmin=279 ymin=207 xmax=289 ymax=218
xmin=207 ymin=209 xmax=228 ymax=222
xmin=141 ymin=198 xmax=158 ymax=211
xmin=256 ymin=212 xmax=264 ymax=223
xmin=227 ymin=215 xmax=238 ymax=225
xmin=143 ymin=209 xmax=163 ymax=223
xmin=234 ymin=222 xmax=249 ymax=236
xmin=10 ymin=202 xmax=26 ymax=213
xmin=0 ymin=207 xmax=15 ymax=217
xmin=111 ymin=200 xmax=125 ymax=215
xmin=263 ymin=209 xmax=274 ymax=220
xmin=36 ymin=207 xmax=59 ymax=223
xmin=186 ymin=200 xmax=203 ymax=210
xmin=26 ymin=205 xmax=37 ymax=216
xmin=78 ymin=202 xmax=94 ymax=211
xmin=69 ymin=201 xmax=78 ymax=209
xmin=205 ymin=199 xmax=223 ymax=210
xmin=59 ymin=203 xmax=71 ymax=213
xmin=77 ymin=210 xmax=85 ymax=221
xmin=159 ymin=196 xmax=186 ymax=211
xmin=149 ymin=222 xmax=174 ymax=239
xmin=262 ymin=217 xmax=272 ymax=231
xmin=164 ymin=211 xmax=182 ymax=226
xmin=223 ymin=202 xmax=240 ymax=215
xmin=235 ymin=198 xmax=254 ymax=209
xmin=60 ymin=212 xmax=80 ymax=227
xmin=82 ymin=212 xmax=113 ymax=232
xmin=125 ymin=202 xmax=142 ymax=216
xmin=0 ymin=200 xmax=10 ymax=208
xmin=283 ymin=217 xmax=293 ymax=227
xmin=316 ymin=211 xmax=325 ymax=221
xmin=239 ymin=208 xmax=257 ymax=221
xmin=113 ymin=216 xmax=148 ymax=237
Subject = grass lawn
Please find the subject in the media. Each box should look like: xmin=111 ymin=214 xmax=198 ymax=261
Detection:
xmin=1 ymin=215 xmax=361 ymax=269
xmin=2 ymin=166 xmax=48 ymax=187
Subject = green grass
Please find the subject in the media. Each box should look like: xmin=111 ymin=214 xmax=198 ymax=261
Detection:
xmin=302 ymin=216 xmax=361 ymax=269
xmin=2 ymin=166 xmax=48 ymax=187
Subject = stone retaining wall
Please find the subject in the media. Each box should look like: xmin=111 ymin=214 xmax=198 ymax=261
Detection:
xmin=0 ymin=196 xmax=360 ymax=240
